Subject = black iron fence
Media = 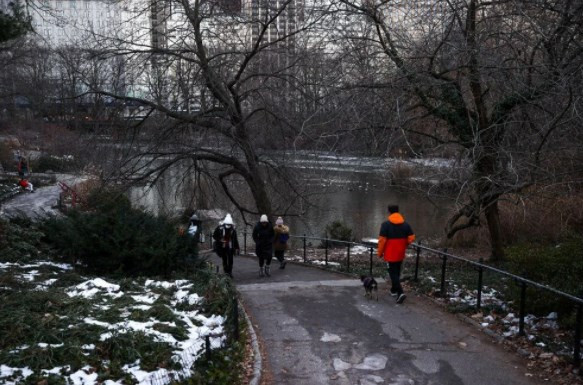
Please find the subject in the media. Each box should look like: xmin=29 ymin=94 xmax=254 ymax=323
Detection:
xmin=409 ymin=243 xmax=583 ymax=369
xmin=205 ymin=230 xmax=583 ymax=368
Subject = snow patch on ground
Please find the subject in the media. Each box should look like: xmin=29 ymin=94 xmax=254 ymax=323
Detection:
xmin=321 ymin=332 xmax=342 ymax=342
xmin=332 ymin=354 xmax=388 ymax=372
xmin=311 ymin=260 xmax=341 ymax=267
xmin=353 ymin=354 xmax=387 ymax=371
xmin=67 ymin=278 xmax=122 ymax=298
xmin=360 ymin=374 xmax=385 ymax=384
xmin=333 ymin=358 xmax=352 ymax=371
xmin=131 ymin=293 xmax=159 ymax=304
xmin=0 ymin=365 xmax=34 ymax=385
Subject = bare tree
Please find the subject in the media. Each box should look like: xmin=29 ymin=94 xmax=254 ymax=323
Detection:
xmin=0 ymin=2 xmax=32 ymax=43
xmin=76 ymin=0 xmax=346 ymax=223
xmin=335 ymin=0 xmax=583 ymax=259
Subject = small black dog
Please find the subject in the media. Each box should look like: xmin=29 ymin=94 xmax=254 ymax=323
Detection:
xmin=360 ymin=275 xmax=378 ymax=301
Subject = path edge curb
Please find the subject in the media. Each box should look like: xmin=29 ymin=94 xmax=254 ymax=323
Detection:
xmin=240 ymin=300 xmax=262 ymax=385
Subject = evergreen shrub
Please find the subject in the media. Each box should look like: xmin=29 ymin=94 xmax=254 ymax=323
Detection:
xmin=324 ymin=220 xmax=353 ymax=247
xmin=41 ymin=190 xmax=200 ymax=277
xmin=503 ymin=233 xmax=583 ymax=327
xmin=32 ymin=154 xmax=77 ymax=173
xmin=0 ymin=217 xmax=45 ymax=262
xmin=0 ymin=142 xmax=14 ymax=171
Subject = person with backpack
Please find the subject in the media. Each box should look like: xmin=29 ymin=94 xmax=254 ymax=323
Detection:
xmin=252 ymin=214 xmax=275 ymax=277
xmin=273 ymin=216 xmax=289 ymax=269
xmin=212 ymin=214 xmax=239 ymax=278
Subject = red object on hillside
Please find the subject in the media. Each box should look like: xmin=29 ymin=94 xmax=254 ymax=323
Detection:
xmin=19 ymin=179 xmax=29 ymax=189
xmin=58 ymin=181 xmax=78 ymax=208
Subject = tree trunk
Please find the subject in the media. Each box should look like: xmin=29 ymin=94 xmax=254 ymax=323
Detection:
xmin=484 ymin=200 xmax=505 ymax=261
xmin=239 ymin=139 xmax=273 ymax=218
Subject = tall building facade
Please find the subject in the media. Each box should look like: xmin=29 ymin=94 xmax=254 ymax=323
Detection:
xmin=243 ymin=0 xmax=303 ymax=49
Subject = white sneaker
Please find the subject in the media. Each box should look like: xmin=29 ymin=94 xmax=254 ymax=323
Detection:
xmin=396 ymin=293 xmax=407 ymax=304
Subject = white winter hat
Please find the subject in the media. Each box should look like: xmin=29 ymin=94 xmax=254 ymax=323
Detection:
xmin=223 ymin=214 xmax=234 ymax=225
xmin=260 ymin=214 xmax=268 ymax=223
xmin=276 ymin=217 xmax=284 ymax=225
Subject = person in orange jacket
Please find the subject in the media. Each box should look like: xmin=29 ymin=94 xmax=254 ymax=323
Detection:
xmin=378 ymin=205 xmax=415 ymax=304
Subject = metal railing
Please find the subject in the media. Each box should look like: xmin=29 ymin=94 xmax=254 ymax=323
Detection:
xmin=206 ymin=230 xmax=583 ymax=368
xmin=409 ymin=243 xmax=583 ymax=369
xmin=218 ymin=230 xmax=379 ymax=275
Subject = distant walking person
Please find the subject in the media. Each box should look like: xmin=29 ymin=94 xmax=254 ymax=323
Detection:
xmin=377 ymin=205 xmax=415 ymax=304
xmin=273 ymin=216 xmax=289 ymax=269
xmin=17 ymin=156 xmax=29 ymax=178
xmin=213 ymin=214 xmax=239 ymax=278
xmin=253 ymin=214 xmax=275 ymax=277
xmin=187 ymin=213 xmax=203 ymax=243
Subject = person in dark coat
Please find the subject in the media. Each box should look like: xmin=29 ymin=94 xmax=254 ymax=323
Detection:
xmin=212 ymin=214 xmax=239 ymax=278
xmin=252 ymin=214 xmax=275 ymax=277
xmin=17 ymin=156 xmax=29 ymax=178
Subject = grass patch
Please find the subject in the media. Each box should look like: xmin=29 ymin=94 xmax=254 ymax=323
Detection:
xmin=0 ymin=218 xmax=46 ymax=263
xmin=97 ymin=331 xmax=175 ymax=373
xmin=153 ymin=323 xmax=190 ymax=342
xmin=145 ymin=304 xmax=181 ymax=323
xmin=500 ymin=233 xmax=583 ymax=327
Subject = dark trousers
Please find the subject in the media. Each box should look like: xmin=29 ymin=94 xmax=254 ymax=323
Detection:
xmin=220 ymin=249 xmax=234 ymax=274
xmin=274 ymin=250 xmax=285 ymax=263
xmin=257 ymin=250 xmax=272 ymax=267
xmin=388 ymin=261 xmax=403 ymax=295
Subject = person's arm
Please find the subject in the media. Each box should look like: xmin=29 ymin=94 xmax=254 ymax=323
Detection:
xmin=252 ymin=225 xmax=259 ymax=242
xmin=377 ymin=223 xmax=387 ymax=257
xmin=233 ymin=230 xmax=240 ymax=253
xmin=269 ymin=225 xmax=275 ymax=242
xmin=377 ymin=237 xmax=387 ymax=257
xmin=273 ymin=227 xmax=279 ymax=243
xmin=407 ymin=224 xmax=415 ymax=244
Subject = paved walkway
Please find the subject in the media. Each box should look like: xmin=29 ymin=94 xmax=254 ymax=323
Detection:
xmin=208 ymin=252 xmax=542 ymax=385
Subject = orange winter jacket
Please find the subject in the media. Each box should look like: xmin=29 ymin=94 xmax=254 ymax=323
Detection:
xmin=377 ymin=213 xmax=415 ymax=262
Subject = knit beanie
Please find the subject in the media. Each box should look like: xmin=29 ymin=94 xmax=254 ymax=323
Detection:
xmin=276 ymin=217 xmax=284 ymax=225
xmin=388 ymin=205 xmax=399 ymax=214
xmin=260 ymin=214 xmax=268 ymax=223
xmin=223 ymin=214 xmax=234 ymax=225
